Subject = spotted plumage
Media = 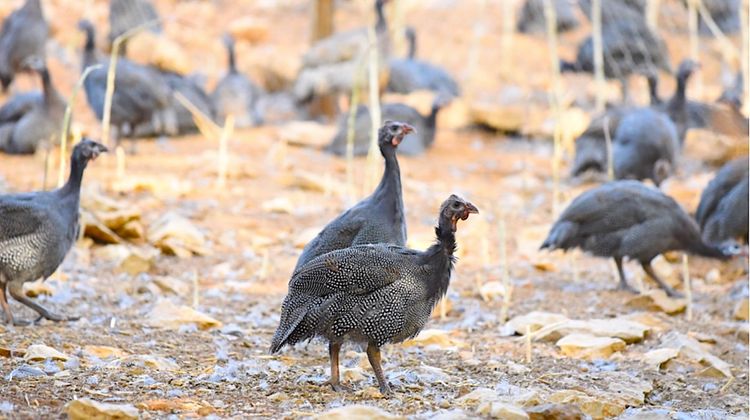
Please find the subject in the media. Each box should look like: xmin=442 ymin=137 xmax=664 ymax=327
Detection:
xmin=271 ymin=195 xmax=478 ymax=396
xmin=0 ymin=139 xmax=107 ymax=325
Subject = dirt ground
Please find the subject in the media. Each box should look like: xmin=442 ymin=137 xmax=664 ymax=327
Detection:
xmin=0 ymin=0 xmax=748 ymax=418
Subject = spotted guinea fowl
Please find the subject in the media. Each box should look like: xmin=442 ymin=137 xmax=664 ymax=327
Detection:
xmin=108 ymin=0 xmax=162 ymax=54
xmin=327 ymin=96 xmax=448 ymax=157
xmin=386 ymin=27 xmax=460 ymax=97
xmin=0 ymin=0 xmax=48 ymax=92
xmin=561 ymin=19 xmax=671 ymax=101
xmin=517 ymin=0 xmax=579 ymax=34
xmin=78 ymin=20 xmax=175 ymax=147
xmin=0 ymin=139 xmax=107 ymax=325
xmin=0 ymin=61 xmax=65 ymax=154
xmin=295 ymin=121 xmax=413 ymax=272
xmin=695 ymin=158 xmax=749 ymax=245
xmin=293 ymin=0 xmax=390 ymax=103
xmin=211 ymin=34 xmax=263 ymax=127
xmin=541 ymin=180 xmax=738 ymax=297
xmin=613 ymin=108 xmax=679 ymax=186
xmin=271 ymin=194 xmax=478 ymax=395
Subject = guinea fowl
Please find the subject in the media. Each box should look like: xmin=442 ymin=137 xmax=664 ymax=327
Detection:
xmin=516 ymin=0 xmax=579 ymax=34
xmin=541 ymin=180 xmax=739 ymax=297
xmin=579 ymin=0 xmax=646 ymax=24
xmin=386 ymin=27 xmax=460 ymax=97
xmin=135 ymin=70 xmax=215 ymax=136
xmin=211 ymin=34 xmax=263 ymax=127
xmin=108 ymin=0 xmax=162 ymax=54
xmin=271 ymin=194 xmax=478 ymax=395
xmin=0 ymin=61 xmax=66 ymax=154
xmin=293 ymin=0 xmax=390 ymax=103
xmin=295 ymin=121 xmax=413 ymax=272
xmin=327 ymin=96 xmax=448 ymax=157
xmin=78 ymin=20 xmax=175 ymax=147
xmin=648 ymin=70 xmax=749 ymax=138
xmin=0 ymin=0 xmax=48 ymax=92
xmin=690 ymin=0 xmax=740 ymax=35
xmin=648 ymin=60 xmax=699 ymax=144
xmin=0 ymin=139 xmax=107 ymax=325
xmin=571 ymin=106 xmax=631 ymax=177
xmin=613 ymin=108 xmax=679 ymax=186
xmin=695 ymin=158 xmax=749 ymax=245
xmin=561 ymin=19 xmax=671 ymax=101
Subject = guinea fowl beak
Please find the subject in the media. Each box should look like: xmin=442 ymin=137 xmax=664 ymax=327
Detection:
xmin=462 ymin=202 xmax=479 ymax=220
xmin=91 ymin=145 xmax=109 ymax=161
xmin=392 ymin=123 xmax=416 ymax=146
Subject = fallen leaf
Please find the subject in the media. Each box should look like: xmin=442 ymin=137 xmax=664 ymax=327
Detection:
xmin=145 ymin=299 xmax=222 ymax=330
xmin=23 ymin=280 xmax=54 ymax=298
xmin=626 ymin=290 xmax=687 ymax=315
xmin=67 ymin=398 xmax=139 ymax=420
xmin=532 ymin=318 xmax=650 ymax=343
xmin=479 ymin=281 xmax=507 ymax=302
xmin=24 ymin=345 xmax=69 ymax=362
xmin=642 ymin=348 xmax=680 ymax=370
xmin=148 ymin=213 xmax=210 ymax=257
xmin=556 ymin=334 xmax=626 ymax=360
xmin=402 ymin=329 xmax=466 ymax=348
xmin=262 ymin=197 xmax=295 ymax=214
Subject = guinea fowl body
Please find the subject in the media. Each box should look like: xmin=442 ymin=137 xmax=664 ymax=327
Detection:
xmin=517 ymin=0 xmax=579 ymax=34
xmin=0 ymin=139 xmax=107 ymax=325
xmin=386 ymin=28 xmax=460 ymax=97
xmin=562 ymin=19 xmax=670 ymax=99
xmin=695 ymin=158 xmax=749 ymax=245
xmin=211 ymin=35 xmax=263 ymax=127
xmin=272 ymin=195 xmax=478 ymax=395
xmin=78 ymin=20 xmax=174 ymax=142
xmin=109 ymin=0 xmax=162 ymax=48
xmin=0 ymin=65 xmax=66 ymax=154
xmin=613 ymin=108 xmax=678 ymax=186
xmin=295 ymin=121 xmax=413 ymax=272
xmin=571 ymin=106 xmax=631 ymax=177
xmin=0 ymin=0 xmax=48 ymax=91
xmin=328 ymin=99 xmax=445 ymax=157
xmin=541 ymin=180 xmax=735 ymax=296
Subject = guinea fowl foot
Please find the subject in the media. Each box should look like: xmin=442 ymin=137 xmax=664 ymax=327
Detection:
xmin=378 ymin=383 xmax=394 ymax=397
xmin=617 ymin=282 xmax=639 ymax=294
xmin=326 ymin=381 xmax=351 ymax=392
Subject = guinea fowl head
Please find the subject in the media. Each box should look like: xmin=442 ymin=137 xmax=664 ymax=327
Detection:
xmin=73 ymin=139 xmax=108 ymax=166
xmin=378 ymin=120 xmax=415 ymax=152
xmin=440 ymin=194 xmax=479 ymax=233
xmin=677 ymin=59 xmax=700 ymax=82
xmin=78 ymin=20 xmax=96 ymax=50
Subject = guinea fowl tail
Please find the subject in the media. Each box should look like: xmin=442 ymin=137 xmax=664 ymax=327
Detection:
xmin=540 ymin=221 xmax=577 ymax=250
xmin=269 ymin=304 xmax=308 ymax=354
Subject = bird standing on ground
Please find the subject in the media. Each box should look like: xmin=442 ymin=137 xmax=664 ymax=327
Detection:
xmin=0 ymin=139 xmax=107 ymax=325
xmin=0 ymin=0 xmax=48 ymax=92
xmin=386 ymin=27 xmax=460 ymax=97
xmin=0 ymin=59 xmax=65 ymax=154
xmin=211 ymin=34 xmax=263 ymax=127
xmin=295 ymin=120 xmax=413 ymax=272
xmin=695 ymin=158 xmax=749 ymax=246
xmin=271 ymin=195 xmax=478 ymax=395
xmin=540 ymin=181 xmax=739 ymax=297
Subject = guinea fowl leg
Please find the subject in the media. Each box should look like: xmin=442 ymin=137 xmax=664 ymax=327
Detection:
xmin=0 ymin=276 xmax=15 ymax=325
xmin=7 ymin=280 xmax=76 ymax=323
xmin=642 ymin=262 xmax=684 ymax=298
xmin=614 ymin=257 xmax=638 ymax=294
xmin=326 ymin=342 xmax=348 ymax=392
xmin=366 ymin=343 xmax=392 ymax=396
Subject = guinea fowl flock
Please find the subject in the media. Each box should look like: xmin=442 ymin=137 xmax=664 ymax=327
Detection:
xmin=0 ymin=0 xmax=747 ymax=401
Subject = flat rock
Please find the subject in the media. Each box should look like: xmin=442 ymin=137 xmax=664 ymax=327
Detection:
xmin=733 ymin=298 xmax=749 ymax=321
xmin=148 ymin=213 xmax=210 ymax=258
xmin=556 ymin=334 xmax=626 ymax=359
xmin=83 ymin=346 xmax=128 ymax=361
xmin=479 ymin=281 xmax=508 ymax=302
xmin=402 ymin=329 xmax=465 ymax=348
xmin=279 ymin=121 xmax=337 ymax=149
xmin=507 ymin=311 xmax=569 ymax=335
xmin=525 ymin=403 xmax=585 ymax=420
xmin=660 ymin=332 xmax=733 ymax=377
xmin=127 ymin=32 xmax=191 ymax=74
xmin=476 ymin=402 xmax=529 ymax=419
xmin=532 ymin=318 xmax=650 ymax=343
xmin=67 ymin=398 xmax=139 ymax=420
xmin=642 ymin=348 xmax=680 ymax=370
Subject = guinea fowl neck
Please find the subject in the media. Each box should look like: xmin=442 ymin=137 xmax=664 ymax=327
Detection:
xmin=687 ymin=238 xmax=730 ymax=260
xmin=82 ymin=27 xmax=97 ymax=69
xmin=226 ymin=39 xmax=237 ymax=74
xmin=373 ymin=143 xmax=402 ymax=206
xmin=375 ymin=0 xmax=387 ymax=33
xmin=60 ymin=153 xmax=87 ymax=201
xmin=24 ymin=0 xmax=43 ymax=15
xmin=419 ymin=213 xmax=457 ymax=298
xmin=648 ymin=77 xmax=661 ymax=105
xmin=40 ymin=68 xmax=56 ymax=107
xmin=422 ymin=104 xmax=441 ymax=146
xmin=670 ymin=72 xmax=690 ymax=109
xmin=406 ymin=29 xmax=416 ymax=59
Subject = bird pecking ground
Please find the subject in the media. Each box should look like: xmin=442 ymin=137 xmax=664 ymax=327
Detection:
xmin=0 ymin=0 xmax=748 ymax=418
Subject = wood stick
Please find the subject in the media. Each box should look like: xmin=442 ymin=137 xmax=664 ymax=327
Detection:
xmin=683 ymin=254 xmax=692 ymax=321
xmin=591 ymin=0 xmax=606 ymax=111
xmin=525 ymin=325 xmax=532 ymax=363
xmin=57 ymin=64 xmax=103 ymax=188
xmin=364 ymin=26 xmax=382 ymax=194
xmin=346 ymin=59 xmax=367 ymax=203
xmin=543 ymin=0 xmax=563 ymax=219
xmin=102 ymin=19 xmax=160 ymax=148
xmin=603 ymin=116 xmax=614 ymax=181
xmin=218 ymin=115 xmax=235 ymax=188
xmin=645 ymin=0 xmax=661 ymax=31
xmin=499 ymin=216 xmax=513 ymax=324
